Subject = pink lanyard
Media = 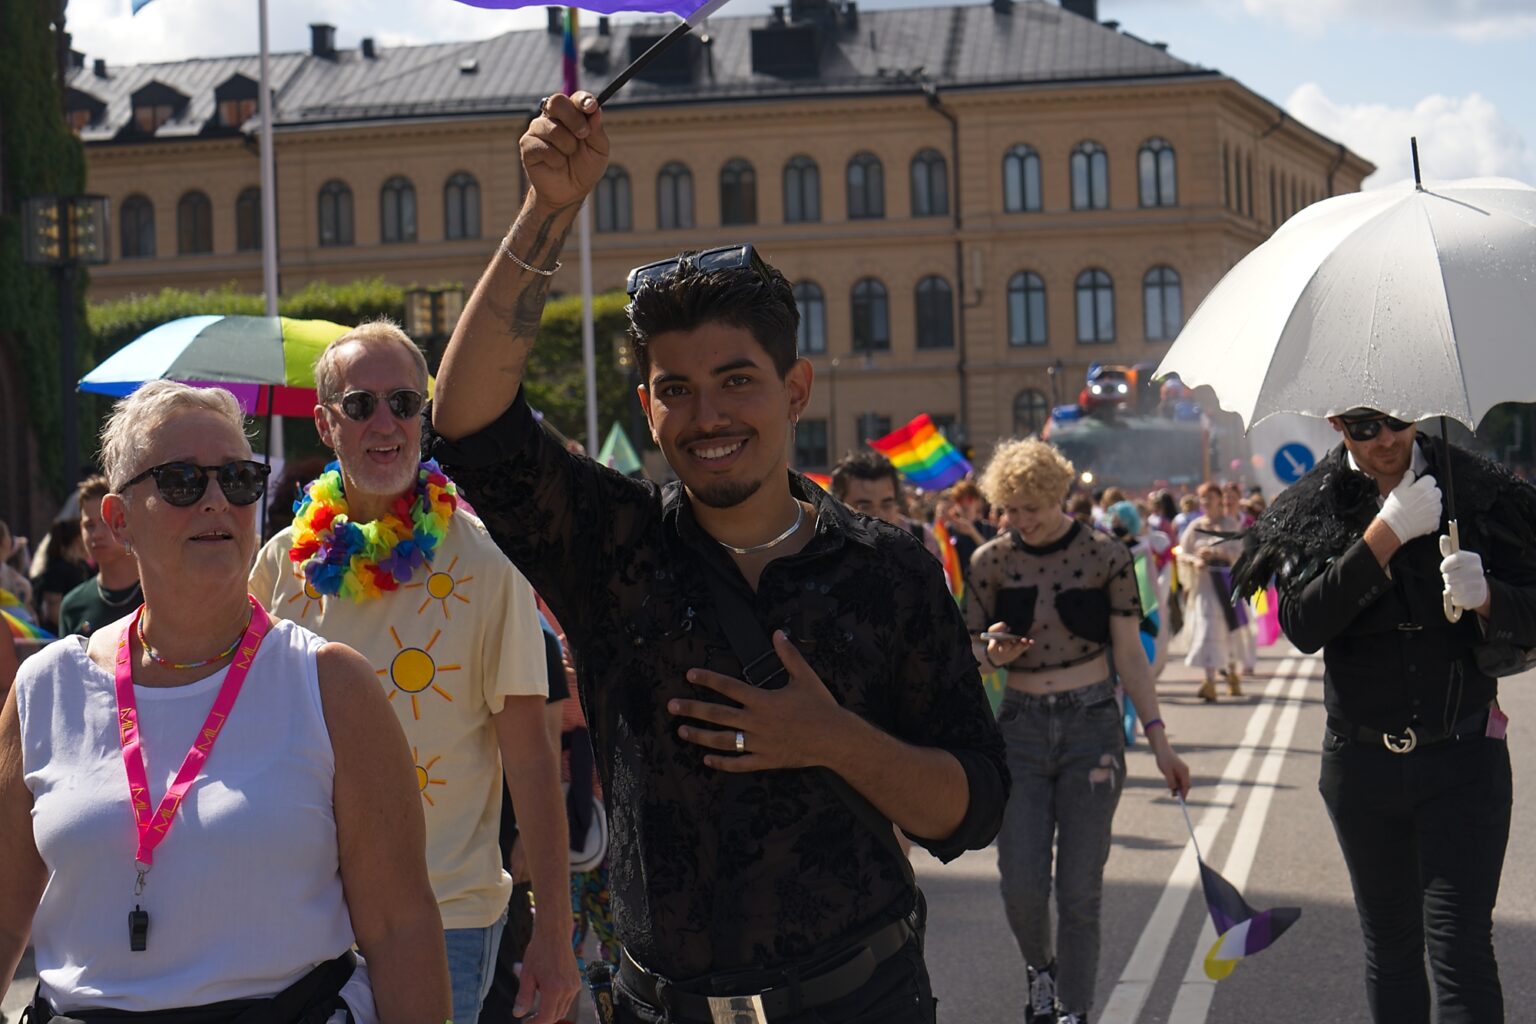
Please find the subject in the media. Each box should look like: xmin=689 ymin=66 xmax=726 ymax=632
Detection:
xmin=114 ymin=594 xmax=271 ymax=881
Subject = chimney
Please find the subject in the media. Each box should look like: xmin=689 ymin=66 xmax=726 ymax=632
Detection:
xmin=93 ymin=57 xmax=108 ymax=77
xmin=361 ymin=37 xmax=376 ymax=59
xmin=598 ymin=16 xmax=610 ymax=35
xmin=310 ymin=23 xmax=337 ymax=59
xmin=1102 ymin=19 xmax=1119 ymax=29
xmin=843 ymin=1 xmax=858 ymax=30
xmin=770 ymin=4 xmax=786 ymax=23
xmin=1060 ymin=0 xmax=1097 ymax=20
xmin=547 ymin=6 xmax=564 ymax=34
xmin=993 ymin=0 xmax=1013 ymax=11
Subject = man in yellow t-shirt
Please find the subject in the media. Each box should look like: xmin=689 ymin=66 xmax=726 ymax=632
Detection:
xmin=250 ymin=322 xmax=579 ymax=1024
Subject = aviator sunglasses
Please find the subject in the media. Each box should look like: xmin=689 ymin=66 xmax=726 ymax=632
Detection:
xmin=1340 ymin=415 xmax=1415 ymax=442
xmin=332 ymin=388 xmax=426 ymax=423
xmin=626 ymin=243 xmax=772 ymax=296
xmin=121 ymin=460 xmax=272 ymax=507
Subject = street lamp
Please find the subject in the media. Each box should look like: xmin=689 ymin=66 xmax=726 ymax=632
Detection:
xmin=403 ymin=285 xmax=467 ymax=373
xmin=21 ymin=194 xmax=110 ymax=495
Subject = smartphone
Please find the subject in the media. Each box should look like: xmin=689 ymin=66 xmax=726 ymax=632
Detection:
xmin=980 ymin=631 xmax=1029 ymax=643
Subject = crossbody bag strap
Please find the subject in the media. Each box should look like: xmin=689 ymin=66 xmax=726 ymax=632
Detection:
xmin=696 ymin=562 xmax=917 ymax=890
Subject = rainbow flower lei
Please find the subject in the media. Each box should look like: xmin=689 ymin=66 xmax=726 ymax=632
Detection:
xmin=289 ymin=460 xmax=457 ymax=602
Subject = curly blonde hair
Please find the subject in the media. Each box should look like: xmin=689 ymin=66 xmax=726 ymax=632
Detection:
xmin=978 ymin=437 xmax=1075 ymax=509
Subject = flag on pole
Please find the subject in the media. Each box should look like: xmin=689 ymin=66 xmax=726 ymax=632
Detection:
xmin=563 ymin=7 xmax=580 ymax=94
xmin=452 ymin=0 xmax=733 ymax=24
xmin=931 ymin=518 xmax=965 ymax=603
xmin=1198 ymin=859 xmax=1302 ymax=980
xmin=598 ymin=423 xmax=643 ymax=475
xmin=868 ymin=414 xmax=972 ymax=491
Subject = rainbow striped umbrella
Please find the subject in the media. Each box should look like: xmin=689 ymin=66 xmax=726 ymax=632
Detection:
xmin=79 ymin=315 xmax=353 ymax=418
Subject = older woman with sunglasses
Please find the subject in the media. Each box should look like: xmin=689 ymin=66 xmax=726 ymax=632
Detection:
xmin=0 ymin=381 xmax=449 ymax=1023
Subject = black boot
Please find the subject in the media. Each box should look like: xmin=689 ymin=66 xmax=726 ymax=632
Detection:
xmin=1025 ymin=961 xmax=1057 ymax=1024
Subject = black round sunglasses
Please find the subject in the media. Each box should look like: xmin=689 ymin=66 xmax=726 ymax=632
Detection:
xmin=1341 ymin=415 xmax=1415 ymax=442
xmin=121 ymin=460 xmax=272 ymax=507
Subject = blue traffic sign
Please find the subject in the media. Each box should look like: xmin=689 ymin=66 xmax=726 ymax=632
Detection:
xmin=1273 ymin=442 xmax=1316 ymax=484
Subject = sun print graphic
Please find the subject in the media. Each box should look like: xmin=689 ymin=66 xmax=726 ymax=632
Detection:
xmin=405 ymin=555 xmax=474 ymax=620
xmin=378 ymin=626 xmax=460 ymax=720
xmin=285 ymin=570 xmax=324 ymax=618
xmin=412 ymin=747 xmax=448 ymax=806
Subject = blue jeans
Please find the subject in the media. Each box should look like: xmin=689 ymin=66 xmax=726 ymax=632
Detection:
xmin=995 ymin=680 xmax=1125 ymax=1015
xmin=445 ymin=913 xmax=508 ymax=1024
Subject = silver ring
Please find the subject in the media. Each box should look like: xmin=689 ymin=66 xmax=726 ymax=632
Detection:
xmin=537 ymin=96 xmax=551 ymax=118
xmin=734 ymin=730 xmax=746 ymax=753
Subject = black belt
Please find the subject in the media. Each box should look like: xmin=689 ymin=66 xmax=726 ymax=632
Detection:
xmin=618 ymin=916 xmax=914 ymax=1023
xmin=1327 ymin=707 xmax=1490 ymax=754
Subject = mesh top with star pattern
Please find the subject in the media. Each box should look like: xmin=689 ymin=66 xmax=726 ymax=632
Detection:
xmin=965 ymin=521 xmax=1142 ymax=672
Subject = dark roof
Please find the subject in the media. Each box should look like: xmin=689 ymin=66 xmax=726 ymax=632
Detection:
xmin=68 ymin=0 xmax=1211 ymax=139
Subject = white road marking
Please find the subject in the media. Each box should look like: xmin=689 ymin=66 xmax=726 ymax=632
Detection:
xmin=1098 ymin=659 xmax=1299 ymax=1024
xmin=1166 ymin=666 xmax=1318 ymax=1023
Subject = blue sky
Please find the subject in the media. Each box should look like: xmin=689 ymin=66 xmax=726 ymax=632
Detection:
xmin=70 ymin=0 xmax=1536 ymax=187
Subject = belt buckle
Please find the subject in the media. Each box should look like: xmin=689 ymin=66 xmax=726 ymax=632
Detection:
xmin=1383 ymin=727 xmax=1418 ymax=754
xmin=708 ymin=994 xmax=767 ymax=1024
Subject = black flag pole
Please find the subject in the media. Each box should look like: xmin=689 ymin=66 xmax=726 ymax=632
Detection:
xmin=596 ymin=20 xmax=693 ymax=106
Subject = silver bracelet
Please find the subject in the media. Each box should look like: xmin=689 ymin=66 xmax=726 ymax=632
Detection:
xmin=499 ymin=241 xmax=561 ymax=277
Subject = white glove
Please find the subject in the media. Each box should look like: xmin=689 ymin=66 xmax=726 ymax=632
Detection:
xmin=1376 ymin=473 xmax=1442 ymax=544
xmin=1439 ymin=538 xmax=1490 ymax=611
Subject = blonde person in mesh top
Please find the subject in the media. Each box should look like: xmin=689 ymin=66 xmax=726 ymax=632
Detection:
xmin=966 ymin=439 xmax=1191 ymax=1024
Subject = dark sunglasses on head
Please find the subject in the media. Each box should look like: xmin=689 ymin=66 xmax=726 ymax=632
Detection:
xmin=121 ymin=460 xmax=272 ymax=507
xmin=625 ymin=243 xmax=771 ymax=296
xmin=1341 ymin=415 xmax=1415 ymax=442
xmin=334 ymin=388 xmax=425 ymax=423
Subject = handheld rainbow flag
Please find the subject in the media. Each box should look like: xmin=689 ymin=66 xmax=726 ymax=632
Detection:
xmin=1179 ymin=797 xmax=1301 ymax=980
xmin=931 ymin=518 xmax=965 ymax=602
xmin=3 ymin=608 xmax=54 ymax=643
xmin=868 ymin=414 xmax=972 ymax=491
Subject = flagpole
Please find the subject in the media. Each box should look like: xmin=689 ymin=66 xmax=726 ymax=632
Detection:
xmin=257 ymin=0 xmax=284 ymax=461
xmin=1177 ymin=794 xmax=1204 ymax=863
xmin=564 ymin=7 xmax=600 ymax=455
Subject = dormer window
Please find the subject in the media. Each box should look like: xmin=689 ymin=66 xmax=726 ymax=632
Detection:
xmin=129 ymin=81 xmax=188 ymax=135
xmin=214 ymin=74 xmax=259 ymax=129
xmin=66 ymin=88 xmax=106 ymax=134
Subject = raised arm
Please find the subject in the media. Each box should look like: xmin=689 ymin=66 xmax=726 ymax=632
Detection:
xmin=432 ymin=92 xmax=610 ymax=442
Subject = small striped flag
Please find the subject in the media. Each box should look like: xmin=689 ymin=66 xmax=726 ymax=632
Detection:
xmin=931 ymin=518 xmax=964 ymax=603
xmin=867 ymin=414 xmax=971 ymax=491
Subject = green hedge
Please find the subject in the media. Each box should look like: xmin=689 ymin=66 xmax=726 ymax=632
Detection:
xmin=0 ymin=0 xmax=88 ymax=500
xmin=87 ymin=280 xmax=648 ymax=458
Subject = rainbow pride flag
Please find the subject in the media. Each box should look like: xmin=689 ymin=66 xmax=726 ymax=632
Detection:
xmin=868 ymin=414 xmax=971 ymax=491
xmin=931 ymin=518 xmax=965 ymax=602
xmin=3 ymin=608 xmax=54 ymax=642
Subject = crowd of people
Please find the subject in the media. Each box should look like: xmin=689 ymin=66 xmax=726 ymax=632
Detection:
xmin=3 ymin=89 xmax=1535 ymax=1024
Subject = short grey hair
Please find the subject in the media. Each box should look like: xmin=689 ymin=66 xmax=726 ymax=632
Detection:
xmin=313 ymin=319 xmax=430 ymax=404
xmin=100 ymin=381 xmax=250 ymax=490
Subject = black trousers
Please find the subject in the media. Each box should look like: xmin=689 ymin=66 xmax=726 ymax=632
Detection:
xmin=1319 ymin=729 xmax=1512 ymax=1024
xmin=613 ymin=938 xmax=935 ymax=1024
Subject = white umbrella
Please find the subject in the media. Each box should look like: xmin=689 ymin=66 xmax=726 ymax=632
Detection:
xmin=1158 ymin=175 xmax=1536 ymax=431
xmin=1158 ymin=158 xmax=1536 ymax=621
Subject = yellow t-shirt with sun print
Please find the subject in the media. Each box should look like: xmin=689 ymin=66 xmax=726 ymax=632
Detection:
xmin=250 ymin=505 xmax=546 ymax=929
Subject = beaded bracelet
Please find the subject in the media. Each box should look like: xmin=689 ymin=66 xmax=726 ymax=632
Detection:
xmin=1142 ymin=717 xmax=1166 ymax=734
xmin=499 ymin=240 xmax=561 ymax=277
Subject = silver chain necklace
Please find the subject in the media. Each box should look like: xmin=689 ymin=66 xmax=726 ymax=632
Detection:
xmin=96 ymin=578 xmax=143 ymax=608
xmin=715 ymin=502 xmax=806 ymax=556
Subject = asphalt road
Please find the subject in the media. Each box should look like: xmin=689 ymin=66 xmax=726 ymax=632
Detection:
xmin=8 ymin=643 xmax=1535 ymax=1024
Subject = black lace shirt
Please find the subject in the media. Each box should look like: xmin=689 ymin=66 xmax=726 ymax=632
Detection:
xmin=426 ymin=390 xmax=1008 ymax=980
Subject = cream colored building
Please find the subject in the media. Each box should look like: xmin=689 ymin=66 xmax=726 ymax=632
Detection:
xmin=68 ymin=0 xmax=1371 ymax=468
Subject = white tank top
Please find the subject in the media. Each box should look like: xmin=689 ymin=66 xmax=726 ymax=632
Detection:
xmin=17 ymin=619 xmax=376 ymax=1020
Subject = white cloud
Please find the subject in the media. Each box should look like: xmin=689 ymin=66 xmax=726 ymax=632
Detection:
xmin=1286 ymin=82 xmax=1536 ymax=187
xmin=66 ymin=0 xmax=548 ymax=66
xmin=1240 ymin=0 xmax=1536 ymax=39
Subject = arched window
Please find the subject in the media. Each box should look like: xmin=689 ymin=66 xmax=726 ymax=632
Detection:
xmin=1007 ymin=271 xmax=1048 ymax=347
xmin=176 ymin=190 xmax=212 ymax=255
xmin=914 ymin=276 xmax=954 ymax=349
xmin=1070 ymin=141 xmax=1108 ymax=210
xmin=595 ymin=165 xmax=632 ymax=233
xmin=235 ymin=187 xmax=261 ymax=252
xmin=793 ymin=281 xmax=826 ymax=355
xmin=318 ymin=180 xmax=354 ymax=247
xmin=380 ymin=176 xmax=417 ymax=244
xmin=1143 ymin=266 xmax=1183 ymax=341
xmin=444 ymin=171 xmax=481 ymax=240
xmin=657 ymin=162 xmax=694 ymax=230
xmin=783 ymin=155 xmax=821 ymax=224
xmin=1138 ymin=138 xmax=1177 ymax=207
xmin=1075 ymin=268 xmax=1115 ymax=344
xmin=846 ymin=152 xmax=884 ymax=220
xmin=1014 ymin=389 xmax=1050 ymax=436
xmin=1003 ymin=144 xmax=1042 ymax=213
xmin=910 ymin=148 xmax=948 ymax=217
xmin=720 ymin=158 xmax=757 ymax=226
xmin=850 ymin=278 xmax=889 ymax=352
xmin=120 ymin=194 xmax=155 ymax=259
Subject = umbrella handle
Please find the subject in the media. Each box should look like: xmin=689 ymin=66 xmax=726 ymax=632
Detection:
xmin=1443 ymin=519 xmax=1464 ymax=624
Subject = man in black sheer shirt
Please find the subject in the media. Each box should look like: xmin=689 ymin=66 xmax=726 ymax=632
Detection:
xmin=427 ymin=92 xmax=1007 ymax=1024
